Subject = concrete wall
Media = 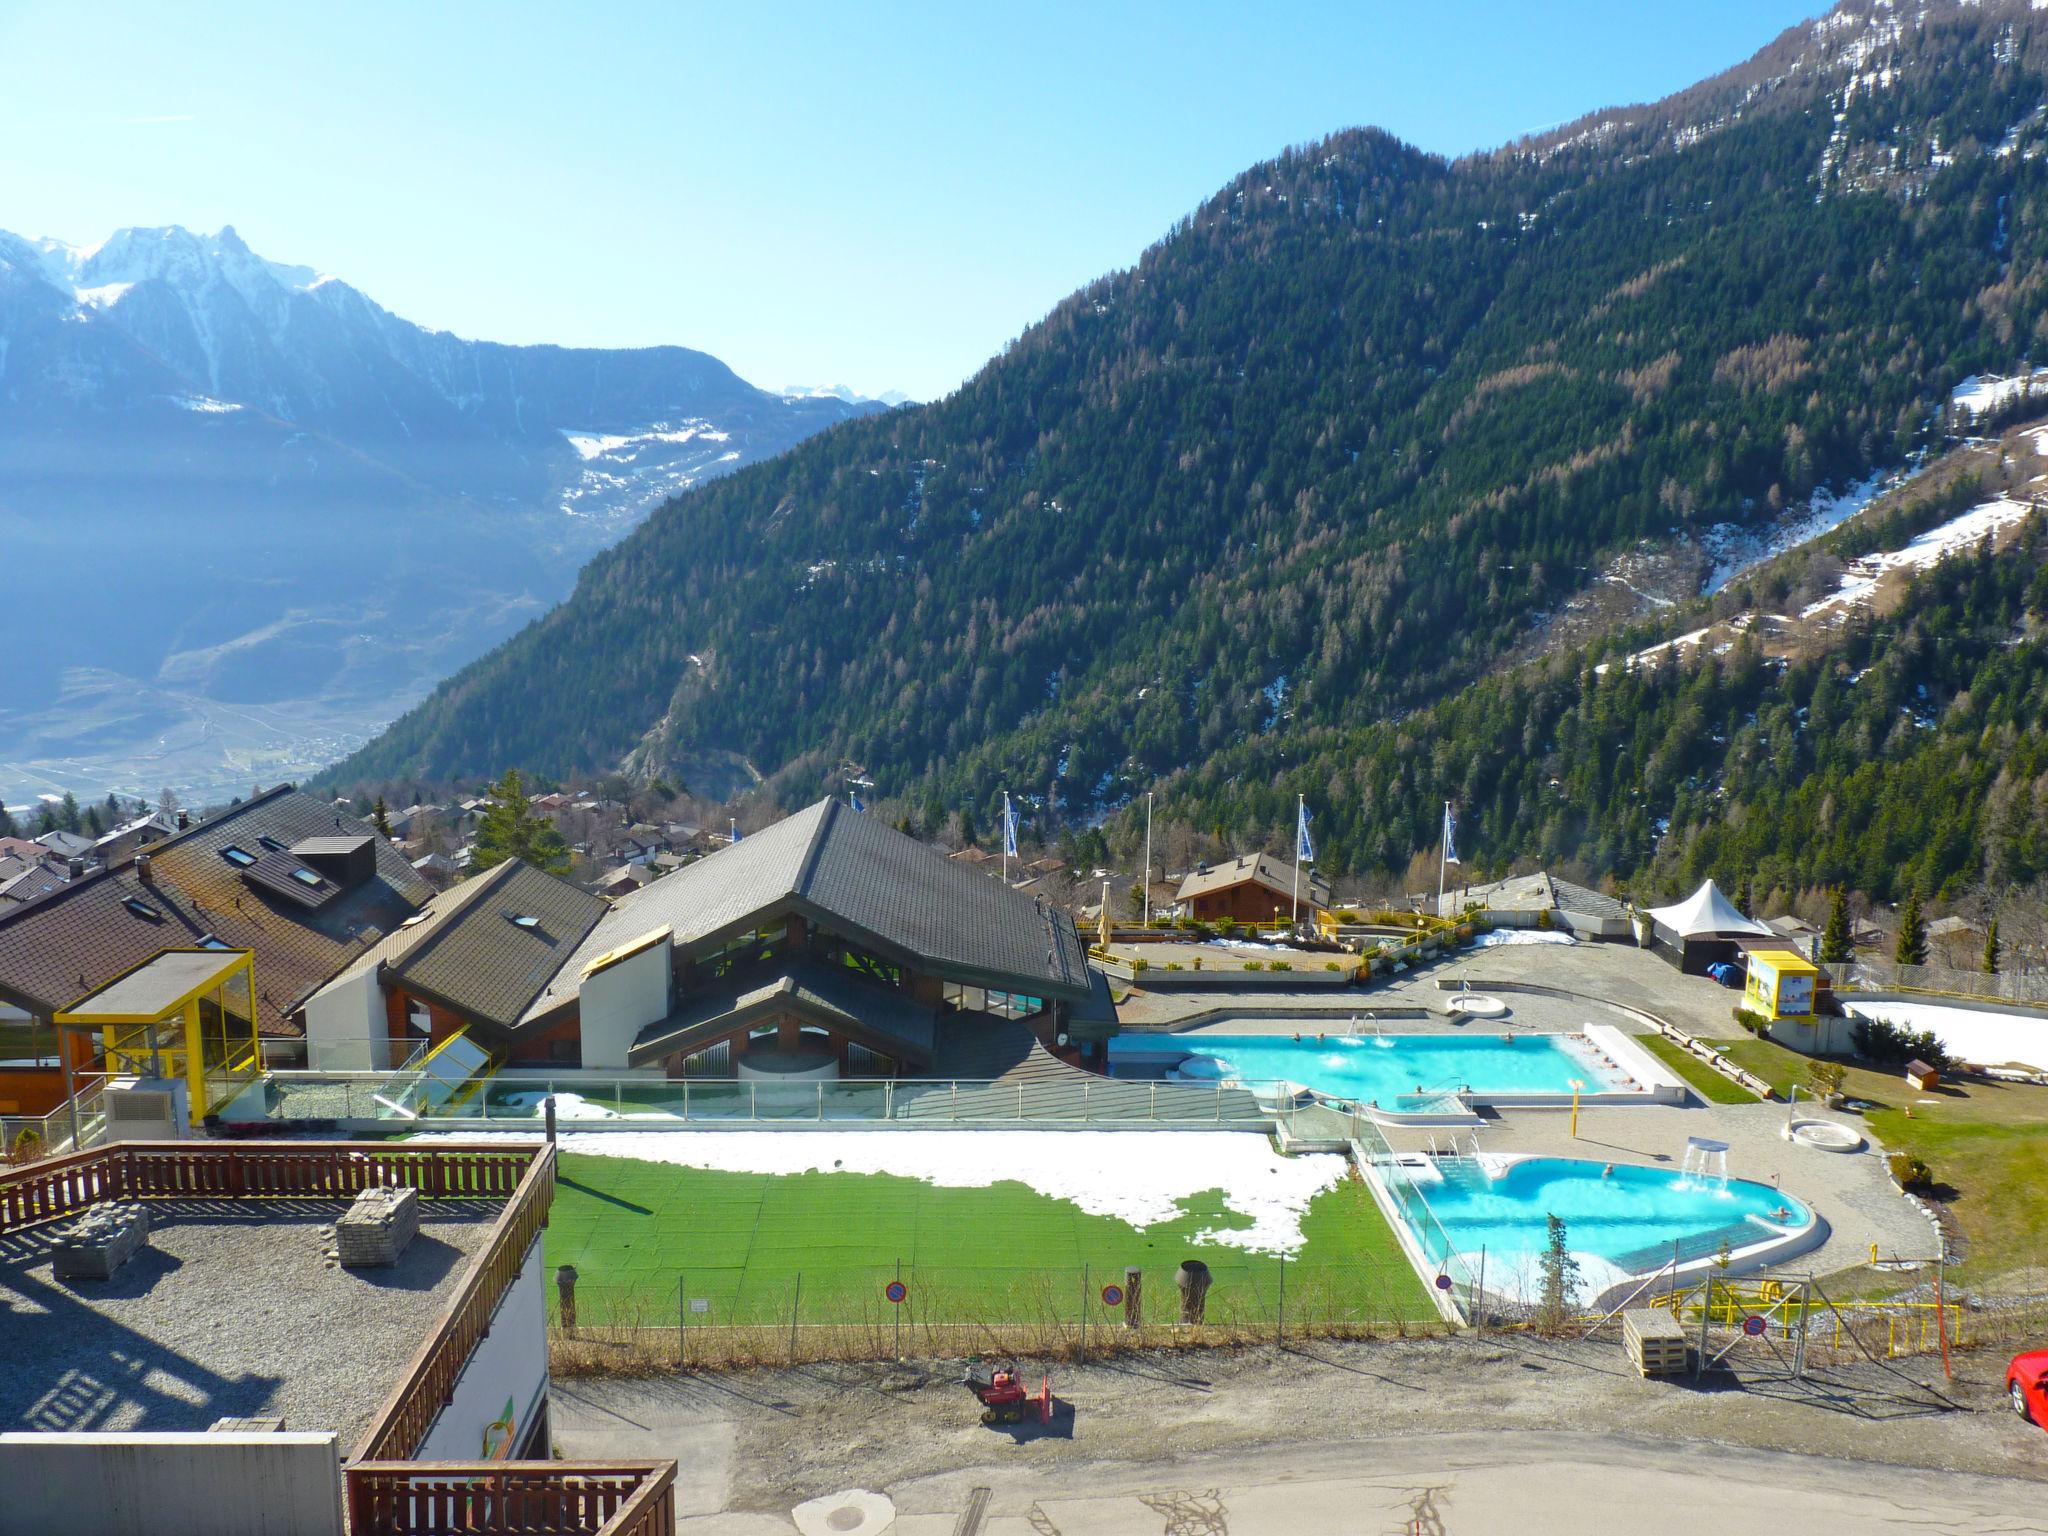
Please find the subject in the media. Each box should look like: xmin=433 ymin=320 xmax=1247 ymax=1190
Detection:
xmin=578 ymin=943 xmax=672 ymax=1071
xmin=302 ymin=966 xmax=389 ymax=1072
xmin=0 ymin=1431 xmax=343 ymax=1536
xmin=418 ymin=1238 xmax=549 ymax=1461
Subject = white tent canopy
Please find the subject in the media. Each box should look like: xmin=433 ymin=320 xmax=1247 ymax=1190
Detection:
xmin=1642 ymin=879 xmax=1771 ymax=939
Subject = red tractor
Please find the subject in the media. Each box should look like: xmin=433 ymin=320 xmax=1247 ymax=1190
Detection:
xmin=964 ymin=1359 xmax=1052 ymax=1426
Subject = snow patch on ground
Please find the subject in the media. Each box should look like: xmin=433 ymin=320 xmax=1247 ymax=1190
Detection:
xmin=1701 ymin=471 xmax=1890 ymax=594
xmin=1951 ymin=369 xmax=2048 ymax=419
xmin=1471 ymin=929 xmax=1577 ymax=947
xmin=167 ymin=393 xmax=243 ymax=413
xmin=528 ymin=1128 xmax=1348 ymax=1253
xmin=1802 ymin=497 xmax=2035 ymax=618
xmin=1841 ymin=1000 xmax=2048 ymax=1073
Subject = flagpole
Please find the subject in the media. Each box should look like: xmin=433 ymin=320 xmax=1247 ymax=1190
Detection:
xmin=1002 ymin=791 xmax=1010 ymax=887
xmin=1437 ymin=801 xmax=1449 ymax=919
xmin=1143 ymin=791 xmax=1154 ymax=929
xmin=1292 ymin=794 xmax=1302 ymax=931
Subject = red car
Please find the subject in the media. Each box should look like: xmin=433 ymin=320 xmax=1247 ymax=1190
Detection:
xmin=2010 ymin=1350 xmax=2048 ymax=1426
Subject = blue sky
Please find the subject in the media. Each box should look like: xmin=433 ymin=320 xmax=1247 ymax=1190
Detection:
xmin=2 ymin=2 xmax=1824 ymax=401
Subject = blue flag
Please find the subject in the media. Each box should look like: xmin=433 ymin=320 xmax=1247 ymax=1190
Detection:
xmin=1002 ymin=793 xmax=1019 ymax=858
xmin=730 ymin=818 xmax=742 ymax=845
xmin=1443 ymin=804 xmax=1459 ymax=865
xmin=1296 ymin=800 xmax=1315 ymax=864
xmin=850 ymin=788 xmax=865 ymax=814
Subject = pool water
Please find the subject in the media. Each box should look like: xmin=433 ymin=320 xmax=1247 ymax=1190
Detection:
xmin=1415 ymin=1156 xmax=1813 ymax=1302
xmin=1107 ymin=1032 xmax=1627 ymax=1105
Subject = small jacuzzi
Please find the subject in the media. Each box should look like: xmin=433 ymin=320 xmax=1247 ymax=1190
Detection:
xmin=1786 ymin=1118 xmax=1864 ymax=1154
xmin=1446 ymin=994 xmax=1508 ymax=1019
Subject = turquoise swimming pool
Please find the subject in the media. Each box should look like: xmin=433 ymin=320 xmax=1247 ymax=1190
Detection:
xmin=1406 ymin=1156 xmax=1815 ymax=1303
xmin=1107 ymin=1031 xmax=1629 ymax=1105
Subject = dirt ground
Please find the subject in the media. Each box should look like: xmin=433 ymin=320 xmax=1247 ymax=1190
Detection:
xmin=553 ymin=1330 xmax=2047 ymax=1523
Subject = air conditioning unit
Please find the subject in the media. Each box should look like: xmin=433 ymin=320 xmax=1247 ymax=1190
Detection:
xmin=102 ymin=1076 xmax=188 ymax=1141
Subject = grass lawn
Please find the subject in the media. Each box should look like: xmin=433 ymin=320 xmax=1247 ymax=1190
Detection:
xmin=1718 ymin=1035 xmax=2048 ymax=1286
xmin=545 ymin=1149 xmax=1435 ymax=1329
xmin=1633 ymin=1031 xmax=1761 ymax=1105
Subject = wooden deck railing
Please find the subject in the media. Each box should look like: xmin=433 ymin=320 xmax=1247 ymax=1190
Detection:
xmin=0 ymin=1139 xmax=542 ymax=1237
xmin=354 ymin=1142 xmax=557 ymax=1462
xmin=345 ymin=1460 xmax=675 ymax=1536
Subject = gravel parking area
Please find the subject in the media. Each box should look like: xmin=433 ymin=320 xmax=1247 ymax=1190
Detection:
xmin=0 ymin=1200 xmax=499 ymax=1448
xmin=553 ymin=1332 xmax=2045 ymax=1524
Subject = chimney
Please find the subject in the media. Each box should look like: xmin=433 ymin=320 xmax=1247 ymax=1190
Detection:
xmin=66 ymin=857 xmax=85 ymax=879
xmin=136 ymin=852 xmax=155 ymax=885
xmin=176 ymin=810 xmax=190 ymax=830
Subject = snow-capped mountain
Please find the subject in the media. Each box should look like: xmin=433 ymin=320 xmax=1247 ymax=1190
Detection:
xmin=0 ymin=224 xmax=879 ymax=806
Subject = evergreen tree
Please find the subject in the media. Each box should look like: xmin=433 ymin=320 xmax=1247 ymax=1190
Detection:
xmin=472 ymin=769 xmax=570 ymax=875
xmin=1895 ymin=887 xmax=1928 ymax=967
xmin=103 ymin=793 xmax=120 ymax=823
xmin=0 ymin=799 xmax=13 ymax=838
xmin=1984 ymin=917 xmax=2002 ymax=976
xmin=58 ymin=792 xmax=80 ymax=834
xmin=1537 ymin=1213 xmax=1580 ymax=1328
xmin=1820 ymin=888 xmax=1852 ymax=964
xmin=372 ymin=797 xmax=395 ymax=839
xmin=1735 ymin=875 xmax=1753 ymax=918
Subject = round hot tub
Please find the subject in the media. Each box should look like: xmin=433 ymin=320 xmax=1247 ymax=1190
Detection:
xmin=1446 ymin=994 xmax=1509 ymax=1020
xmin=1787 ymin=1119 xmax=1864 ymax=1154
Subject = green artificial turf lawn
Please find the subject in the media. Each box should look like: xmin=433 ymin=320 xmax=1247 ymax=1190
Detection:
xmin=545 ymin=1149 xmax=1435 ymax=1327
xmin=1633 ymin=1031 xmax=1762 ymax=1105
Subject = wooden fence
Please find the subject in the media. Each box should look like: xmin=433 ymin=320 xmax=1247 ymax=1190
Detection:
xmin=345 ymin=1460 xmax=675 ymax=1536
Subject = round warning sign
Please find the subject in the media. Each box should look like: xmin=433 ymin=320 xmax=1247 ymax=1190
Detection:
xmin=1742 ymin=1313 xmax=1768 ymax=1337
xmin=1101 ymin=1283 xmax=1125 ymax=1307
xmin=1434 ymin=1273 xmax=1454 ymax=1291
xmin=884 ymin=1280 xmax=909 ymax=1305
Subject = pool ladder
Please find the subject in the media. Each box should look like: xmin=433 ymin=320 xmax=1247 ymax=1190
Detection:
xmin=1425 ymin=1131 xmax=1484 ymax=1162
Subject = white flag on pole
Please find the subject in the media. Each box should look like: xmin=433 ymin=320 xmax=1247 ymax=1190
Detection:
xmin=1443 ymin=804 xmax=1460 ymax=865
xmin=1003 ymin=793 xmax=1019 ymax=858
xmin=1296 ymin=800 xmax=1315 ymax=864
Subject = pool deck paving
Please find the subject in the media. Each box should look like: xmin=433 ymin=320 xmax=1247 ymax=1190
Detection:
xmin=1381 ymin=1097 xmax=1937 ymax=1279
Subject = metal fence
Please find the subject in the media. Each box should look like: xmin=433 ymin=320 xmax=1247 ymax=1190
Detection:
xmin=0 ymin=1080 xmax=104 ymax=1161
xmin=547 ymin=1257 xmax=1448 ymax=1369
xmin=1827 ymin=958 xmax=2048 ymax=1004
xmin=231 ymin=1072 xmax=1284 ymax=1130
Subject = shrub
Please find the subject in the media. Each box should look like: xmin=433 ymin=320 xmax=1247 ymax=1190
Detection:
xmin=1888 ymin=1152 xmax=1933 ymax=1193
xmin=1243 ymin=960 xmax=1265 ymax=971
xmin=1164 ymin=960 xmax=1183 ymax=971
xmin=1806 ymin=1060 xmax=1846 ymax=1100
xmin=1269 ymin=960 xmax=1292 ymax=972
xmin=1853 ymin=1017 xmax=1949 ymax=1069
xmin=1130 ymin=957 xmax=1149 ymax=974
xmin=1336 ymin=909 xmax=1361 ymax=923
xmin=1324 ymin=960 xmax=1341 ymax=972
xmin=1731 ymin=1006 xmax=1768 ymax=1035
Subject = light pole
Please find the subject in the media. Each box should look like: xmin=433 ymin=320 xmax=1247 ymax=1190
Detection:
xmin=1569 ymin=1078 xmax=1585 ymax=1139
xmin=1143 ymin=791 xmax=1154 ymax=929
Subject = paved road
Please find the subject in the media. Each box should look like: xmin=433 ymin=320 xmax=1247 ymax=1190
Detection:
xmin=552 ymin=1378 xmax=2047 ymax=1536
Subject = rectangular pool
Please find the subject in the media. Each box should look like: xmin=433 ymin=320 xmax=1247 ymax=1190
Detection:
xmin=1107 ymin=1031 xmax=1630 ymax=1106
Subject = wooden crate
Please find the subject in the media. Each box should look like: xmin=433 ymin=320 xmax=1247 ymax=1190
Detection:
xmin=1623 ymin=1307 xmax=1689 ymax=1376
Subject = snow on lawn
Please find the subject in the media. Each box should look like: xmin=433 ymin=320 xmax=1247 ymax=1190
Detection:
xmin=1841 ymin=999 xmax=2048 ymax=1074
xmin=1802 ymin=496 xmax=2036 ymax=619
xmin=537 ymin=1128 xmax=1348 ymax=1254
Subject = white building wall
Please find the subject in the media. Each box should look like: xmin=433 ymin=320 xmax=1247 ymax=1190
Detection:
xmin=577 ymin=942 xmax=671 ymax=1071
xmin=418 ymin=1238 xmax=550 ymax=1461
xmin=301 ymin=967 xmax=389 ymax=1072
xmin=0 ymin=1431 xmax=344 ymax=1536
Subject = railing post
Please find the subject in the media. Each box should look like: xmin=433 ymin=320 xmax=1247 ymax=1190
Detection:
xmin=682 ymin=1078 xmax=690 ymax=1121
xmin=751 ymin=1083 xmax=758 ymax=1121
xmin=817 ymin=1082 xmax=824 ymax=1122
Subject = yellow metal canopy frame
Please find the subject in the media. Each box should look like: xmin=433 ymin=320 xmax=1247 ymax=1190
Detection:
xmin=55 ymin=947 xmax=263 ymax=1126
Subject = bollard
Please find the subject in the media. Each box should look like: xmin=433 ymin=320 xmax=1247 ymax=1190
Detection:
xmin=556 ymin=1263 xmax=579 ymax=1333
xmin=1124 ymin=1266 xmax=1143 ymax=1329
xmin=1176 ymin=1260 xmax=1211 ymax=1324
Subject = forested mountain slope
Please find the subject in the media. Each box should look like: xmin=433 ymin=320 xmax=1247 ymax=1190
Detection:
xmin=330 ymin=1 xmax=2048 ymax=873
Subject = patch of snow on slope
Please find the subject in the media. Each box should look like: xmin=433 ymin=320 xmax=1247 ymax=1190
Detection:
xmin=1951 ymin=369 xmax=2048 ymax=419
xmin=73 ymin=281 xmax=134 ymax=308
xmin=1593 ymin=626 xmax=1713 ymax=676
xmin=167 ymin=394 xmax=243 ymax=413
xmin=1802 ymin=496 xmax=2037 ymax=618
xmin=522 ymin=1129 xmax=1349 ymax=1254
xmin=1701 ymin=470 xmax=1890 ymax=594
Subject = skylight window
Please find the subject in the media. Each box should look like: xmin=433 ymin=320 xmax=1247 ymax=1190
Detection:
xmin=196 ymin=933 xmax=230 ymax=950
xmin=508 ymin=913 xmax=542 ymax=930
xmin=123 ymin=897 xmax=161 ymax=920
xmin=221 ymin=846 xmax=257 ymax=867
xmin=257 ymin=835 xmax=288 ymax=853
xmin=290 ymin=868 xmax=325 ymax=888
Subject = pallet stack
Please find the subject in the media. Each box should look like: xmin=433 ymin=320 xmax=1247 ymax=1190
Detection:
xmin=1623 ymin=1306 xmax=1689 ymax=1376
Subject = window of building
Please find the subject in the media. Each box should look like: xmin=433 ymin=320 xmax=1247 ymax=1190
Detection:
xmin=256 ymin=835 xmax=288 ymax=853
xmin=290 ymin=868 xmax=325 ymax=889
xmin=123 ymin=897 xmax=162 ymax=920
xmin=220 ymin=846 xmax=257 ymax=867
xmin=507 ymin=913 xmax=541 ymax=930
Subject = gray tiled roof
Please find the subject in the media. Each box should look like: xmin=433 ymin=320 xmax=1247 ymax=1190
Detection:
xmin=627 ymin=959 xmax=938 ymax=1068
xmin=1175 ymin=852 xmax=1331 ymax=906
xmin=0 ymin=787 xmax=432 ymax=1034
xmin=526 ymin=800 xmax=1091 ymax=1024
xmin=384 ymin=859 xmax=607 ymax=1032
